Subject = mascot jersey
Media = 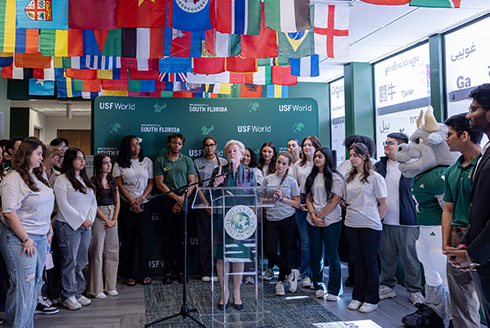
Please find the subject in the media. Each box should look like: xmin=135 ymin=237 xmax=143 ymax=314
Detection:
xmin=411 ymin=166 xmax=447 ymax=226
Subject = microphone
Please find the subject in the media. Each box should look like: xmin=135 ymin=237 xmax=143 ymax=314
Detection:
xmin=230 ymin=158 xmax=235 ymax=179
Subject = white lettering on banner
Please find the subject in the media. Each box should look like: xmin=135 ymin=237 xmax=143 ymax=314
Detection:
xmin=97 ymin=147 xmax=119 ymax=156
xmin=188 ymin=104 xmax=228 ymax=113
xmin=140 ymin=124 xmax=180 ymax=133
xmin=99 ymin=102 xmax=136 ymax=110
xmin=149 ymin=260 xmax=165 ymax=269
xmin=237 ymin=125 xmax=272 ymax=133
xmin=188 ymin=149 xmax=225 ymax=157
xmin=279 ymin=104 xmax=312 ymax=112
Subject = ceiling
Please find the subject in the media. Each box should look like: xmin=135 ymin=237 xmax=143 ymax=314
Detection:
xmin=10 ymin=0 xmax=490 ymax=115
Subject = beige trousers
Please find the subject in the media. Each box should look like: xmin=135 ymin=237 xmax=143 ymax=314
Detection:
xmin=87 ymin=205 xmax=119 ymax=295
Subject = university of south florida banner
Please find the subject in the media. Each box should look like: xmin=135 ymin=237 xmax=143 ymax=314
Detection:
xmin=92 ymin=96 xmax=319 ymax=275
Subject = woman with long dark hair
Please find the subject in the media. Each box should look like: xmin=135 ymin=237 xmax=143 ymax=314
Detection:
xmin=241 ymin=147 xmax=263 ymax=185
xmin=290 ymin=135 xmax=321 ymax=288
xmin=305 ymin=147 xmax=343 ymax=301
xmin=87 ymin=153 xmax=120 ymax=299
xmin=344 ymin=143 xmax=388 ymax=313
xmin=287 ymin=138 xmax=301 ymax=164
xmin=257 ymin=142 xmax=277 ymax=178
xmin=54 ymin=148 xmax=97 ymax=311
xmin=114 ymin=135 xmax=154 ymax=287
xmin=0 ymin=138 xmax=54 ymax=326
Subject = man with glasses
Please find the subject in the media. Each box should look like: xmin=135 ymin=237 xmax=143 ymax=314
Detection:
xmin=445 ymin=84 xmax=490 ymax=324
xmin=193 ymin=137 xmax=227 ymax=282
xmin=375 ymin=133 xmax=424 ymax=305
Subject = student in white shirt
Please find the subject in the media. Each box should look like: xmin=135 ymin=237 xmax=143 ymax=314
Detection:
xmin=257 ymin=142 xmax=277 ymax=178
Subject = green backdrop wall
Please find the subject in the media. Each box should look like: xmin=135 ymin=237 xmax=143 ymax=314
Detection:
xmin=92 ymin=96 xmax=319 ymax=275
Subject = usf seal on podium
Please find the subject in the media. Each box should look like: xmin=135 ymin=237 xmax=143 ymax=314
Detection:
xmin=224 ymin=205 xmax=257 ymax=240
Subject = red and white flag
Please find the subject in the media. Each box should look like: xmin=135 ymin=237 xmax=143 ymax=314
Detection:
xmin=314 ymin=4 xmax=349 ymax=58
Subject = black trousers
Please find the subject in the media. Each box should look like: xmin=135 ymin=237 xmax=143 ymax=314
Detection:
xmin=196 ymin=209 xmax=212 ymax=277
xmin=159 ymin=196 xmax=185 ymax=275
xmin=118 ymin=201 xmax=151 ymax=279
xmin=263 ymin=214 xmax=296 ymax=282
xmin=345 ymin=226 xmax=381 ymax=304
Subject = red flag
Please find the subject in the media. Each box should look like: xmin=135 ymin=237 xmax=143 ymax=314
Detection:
xmin=193 ymin=58 xmax=225 ymax=75
xmin=15 ymin=53 xmax=52 ymax=69
xmin=226 ymin=57 xmax=257 ymax=73
xmin=240 ymin=4 xmax=278 ymax=59
xmin=65 ymin=68 xmax=98 ymax=80
xmin=128 ymin=92 xmax=150 ymax=97
xmin=271 ymin=66 xmax=297 ymax=85
xmin=117 ymin=0 xmax=166 ymax=28
xmin=173 ymin=91 xmax=195 ymax=98
xmin=128 ymin=70 xmax=159 ymax=80
xmin=73 ymin=79 xmax=102 ymax=92
xmin=121 ymin=58 xmax=159 ymax=70
xmin=240 ymin=83 xmax=262 ymax=98
xmin=69 ymin=0 xmax=118 ymax=30
xmin=360 ymin=0 xmax=410 ymax=4
xmin=102 ymin=78 xmax=129 ymax=90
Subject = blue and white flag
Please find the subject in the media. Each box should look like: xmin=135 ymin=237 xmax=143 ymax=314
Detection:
xmin=290 ymin=54 xmax=319 ymax=77
xmin=17 ymin=0 xmax=69 ymax=30
xmin=29 ymin=79 xmax=55 ymax=96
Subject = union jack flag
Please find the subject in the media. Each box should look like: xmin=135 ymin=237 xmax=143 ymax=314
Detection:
xmin=158 ymin=72 xmax=187 ymax=82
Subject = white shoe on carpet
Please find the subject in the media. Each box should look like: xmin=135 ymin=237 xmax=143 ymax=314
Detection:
xmin=276 ymin=281 xmax=285 ymax=296
xmin=315 ymin=289 xmax=326 ymax=299
xmin=302 ymin=277 xmax=311 ymax=288
xmin=347 ymin=300 xmax=362 ymax=310
xmin=326 ymin=294 xmax=340 ymax=302
xmin=359 ymin=302 xmax=378 ymax=313
xmin=105 ymin=290 xmax=119 ymax=296
xmin=77 ymin=295 xmax=92 ymax=306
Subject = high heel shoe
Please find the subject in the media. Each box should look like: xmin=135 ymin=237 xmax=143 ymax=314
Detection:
xmin=233 ymin=302 xmax=243 ymax=310
xmin=218 ymin=302 xmax=229 ymax=310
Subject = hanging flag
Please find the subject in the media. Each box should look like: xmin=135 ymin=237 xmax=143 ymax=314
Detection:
xmin=290 ymin=54 xmax=319 ymax=77
xmin=206 ymin=83 xmax=231 ymax=94
xmin=62 ymin=56 xmax=89 ymax=69
xmin=33 ymin=66 xmax=55 ymax=80
xmin=240 ymin=4 xmax=278 ymax=58
xmin=0 ymin=53 xmax=13 ymax=67
xmin=102 ymin=77 xmax=128 ymax=90
xmin=243 ymin=66 xmax=271 ymax=85
xmin=240 ymin=83 xmax=262 ymax=97
xmin=2 ymin=64 xmax=33 ymax=79
xmin=82 ymin=30 xmax=108 ymax=56
xmin=258 ymin=56 xmax=289 ymax=66
xmin=173 ymin=90 xmax=195 ymax=98
xmin=15 ymin=52 xmax=51 ymax=68
xmin=73 ymin=78 xmax=101 ymax=92
xmin=158 ymin=72 xmax=187 ymax=82
xmin=0 ymin=0 xmax=16 ymax=52
xmin=409 ymin=0 xmax=460 ymax=7
xmin=193 ymin=57 xmax=225 ymax=75
xmin=128 ymin=78 xmax=155 ymax=92
xmin=17 ymin=0 xmax=69 ymax=30
xmin=186 ymin=72 xmax=216 ymax=84
xmin=216 ymin=0 xmax=261 ymax=35
xmin=56 ymin=76 xmax=82 ymax=98
xmin=179 ymin=82 xmax=205 ymax=93
xmin=266 ymin=84 xmax=288 ymax=98
xmin=117 ymin=0 xmax=166 ymax=28
xmin=40 ymin=29 xmax=83 ymax=57
xmin=214 ymin=71 xmax=243 ymax=83
xmin=278 ymin=30 xmax=314 ymax=58
xmin=271 ymin=65 xmax=297 ymax=85
xmin=104 ymin=90 xmax=128 ymax=96
xmin=82 ymin=91 xmax=104 ymax=99
xmin=15 ymin=29 xmax=39 ymax=53
xmin=265 ymin=0 xmax=311 ymax=32
xmin=69 ymin=0 xmax=117 ymax=30
xmin=128 ymin=70 xmax=159 ymax=80
xmin=122 ymin=28 xmax=165 ymax=58
xmin=167 ymin=0 xmax=214 ymax=31
xmin=97 ymin=68 xmax=122 ymax=80
xmin=28 ymin=78 xmax=55 ymax=95
xmin=314 ymin=4 xmax=349 ymax=58
xmin=159 ymin=57 xmax=192 ymax=72
xmin=102 ymin=29 xmax=122 ymax=57
xmin=84 ymin=56 xmax=121 ymax=70
xmin=164 ymin=28 xmax=202 ymax=58
xmin=204 ymin=29 xmax=240 ymax=57
xmin=360 ymin=0 xmax=410 ymax=4
xmin=225 ymin=56 xmax=257 ymax=73
xmin=65 ymin=68 xmax=97 ymax=80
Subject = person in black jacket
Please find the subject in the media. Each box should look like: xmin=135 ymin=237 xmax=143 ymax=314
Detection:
xmin=446 ymin=84 xmax=490 ymax=324
xmin=375 ymin=132 xmax=424 ymax=305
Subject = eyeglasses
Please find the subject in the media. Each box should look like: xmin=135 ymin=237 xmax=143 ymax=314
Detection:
xmin=468 ymin=105 xmax=483 ymax=113
xmin=383 ymin=141 xmax=398 ymax=147
xmin=204 ymin=143 xmax=216 ymax=147
xmin=58 ymin=145 xmax=68 ymax=150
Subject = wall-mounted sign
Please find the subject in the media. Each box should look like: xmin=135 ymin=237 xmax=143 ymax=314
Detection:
xmin=330 ymin=78 xmax=345 ymax=165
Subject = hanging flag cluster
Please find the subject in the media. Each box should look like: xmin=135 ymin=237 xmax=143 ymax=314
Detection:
xmin=0 ymin=0 xmax=354 ymax=98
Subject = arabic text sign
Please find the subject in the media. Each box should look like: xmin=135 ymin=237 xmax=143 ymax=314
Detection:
xmin=330 ymin=78 xmax=345 ymax=164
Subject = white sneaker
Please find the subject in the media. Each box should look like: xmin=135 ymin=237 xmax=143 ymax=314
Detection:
xmin=92 ymin=292 xmax=107 ymax=300
xmin=211 ymin=276 xmax=218 ymax=282
xmin=263 ymin=268 xmax=274 ymax=281
xmin=287 ymin=269 xmax=299 ymax=293
xmin=105 ymin=290 xmax=119 ymax=297
xmin=310 ymin=281 xmax=315 ymax=290
xmin=347 ymin=300 xmax=362 ymax=310
xmin=379 ymin=285 xmax=396 ymax=300
xmin=41 ymin=296 xmax=52 ymax=307
xmin=326 ymin=294 xmax=340 ymax=302
xmin=409 ymin=291 xmax=424 ymax=305
xmin=63 ymin=296 xmax=82 ymax=311
xmin=77 ymin=295 xmax=92 ymax=306
xmin=51 ymin=298 xmax=61 ymax=305
xmin=201 ymin=276 xmax=211 ymax=282
xmin=276 ymin=281 xmax=285 ymax=296
xmin=302 ymin=277 xmax=311 ymax=288
xmin=359 ymin=302 xmax=378 ymax=313
xmin=315 ymin=289 xmax=326 ymax=299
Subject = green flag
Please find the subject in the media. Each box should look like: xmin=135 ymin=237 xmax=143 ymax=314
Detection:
xmin=409 ymin=0 xmax=460 ymax=8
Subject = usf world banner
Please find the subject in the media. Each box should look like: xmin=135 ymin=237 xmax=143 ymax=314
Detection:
xmin=92 ymin=96 xmax=318 ymax=275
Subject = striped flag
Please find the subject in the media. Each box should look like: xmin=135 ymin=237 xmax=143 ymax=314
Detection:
xmin=84 ymin=56 xmax=121 ymax=70
xmin=204 ymin=29 xmax=240 ymax=57
xmin=33 ymin=66 xmax=55 ymax=80
xmin=258 ymin=57 xmax=290 ymax=66
xmin=128 ymin=78 xmax=155 ymax=92
xmin=73 ymin=78 xmax=101 ymax=92
xmin=121 ymin=58 xmax=159 ymax=71
xmin=62 ymin=57 xmax=89 ymax=69
xmin=82 ymin=91 xmax=104 ymax=99
xmin=164 ymin=28 xmax=202 ymax=58
xmin=215 ymin=72 xmax=243 ymax=83
xmin=15 ymin=29 xmax=39 ymax=53
xmin=290 ymin=54 xmax=319 ymax=77
xmin=56 ymin=76 xmax=82 ymax=98
xmin=0 ymin=0 xmax=16 ymax=52
xmin=266 ymin=84 xmax=288 ymax=98
xmin=409 ymin=0 xmax=460 ymax=7
xmin=243 ymin=66 xmax=271 ymax=85
xmin=2 ymin=63 xmax=33 ymax=79
xmin=265 ymin=0 xmax=311 ymax=32
xmin=240 ymin=4 xmax=278 ymax=58
xmin=17 ymin=0 xmax=69 ymax=30
xmin=40 ymin=29 xmax=83 ymax=57
xmin=29 ymin=79 xmax=55 ymax=95
xmin=97 ymin=69 xmax=122 ymax=80
xmin=206 ymin=83 xmax=231 ymax=94
xmin=121 ymin=28 xmax=165 ymax=59
xmin=216 ymin=0 xmax=261 ymax=35
xmin=0 ymin=53 xmax=13 ymax=67
xmin=158 ymin=72 xmax=187 ymax=82
xmin=314 ymin=4 xmax=349 ymax=58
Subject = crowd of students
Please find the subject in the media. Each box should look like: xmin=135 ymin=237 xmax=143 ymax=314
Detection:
xmin=0 ymin=105 xmax=489 ymax=327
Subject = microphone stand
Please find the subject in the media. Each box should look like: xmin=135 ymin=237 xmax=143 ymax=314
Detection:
xmin=145 ymin=172 xmax=229 ymax=328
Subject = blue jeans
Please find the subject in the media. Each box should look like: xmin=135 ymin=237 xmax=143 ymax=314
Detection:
xmin=55 ymin=221 xmax=91 ymax=299
xmin=295 ymin=205 xmax=311 ymax=278
xmin=0 ymin=224 xmax=47 ymax=328
xmin=307 ymin=221 xmax=342 ymax=295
